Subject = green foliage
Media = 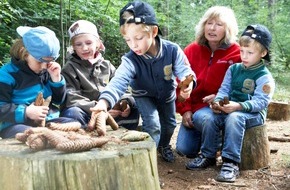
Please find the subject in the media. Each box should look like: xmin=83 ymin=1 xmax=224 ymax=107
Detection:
xmin=0 ymin=0 xmax=18 ymax=65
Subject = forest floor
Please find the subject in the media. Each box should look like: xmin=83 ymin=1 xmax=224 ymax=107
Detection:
xmin=157 ymin=118 xmax=290 ymax=190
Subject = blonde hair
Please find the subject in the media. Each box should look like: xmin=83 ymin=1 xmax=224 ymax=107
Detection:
xmin=9 ymin=39 xmax=28 ymax=61
xmin=195 ymin=6 xmax=238 ymax=46
xmin=120 ymin=11 xmax=155 ymax=35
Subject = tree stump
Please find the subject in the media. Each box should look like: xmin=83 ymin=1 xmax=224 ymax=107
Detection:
xmin=267 ymin=101 xmax=290 ymax=121
xmin=0 ymin=128 xmax=160 ymax=190
xmin=240 ymin=125 xmax=270 ymax=170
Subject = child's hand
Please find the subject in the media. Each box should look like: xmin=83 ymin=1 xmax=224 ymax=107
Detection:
xmin=26 ymin=103 xmax=49 ymax=121
xmin=47 ymin=62 xmax=61 ymax=82
xmin=179 ymin=81 xmax=194 ymax=100
xmin=121 ymin=104 xmax=131 ymax=117
xmin=90 ymin=99 xmax=109 ymax=114
xmin=210 ymin=102 xmax=223 ymax=114
xmin=202 ymin=94 xmax=216 ymax=104
xmin=108 ymin=109 xmax=122 ymax=118
xmin=221 ymin=101 xmax=242 ymax=114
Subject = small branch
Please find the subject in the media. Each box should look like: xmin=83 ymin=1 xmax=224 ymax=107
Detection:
xmin=268 ymin=136 xmax=290 ymax=142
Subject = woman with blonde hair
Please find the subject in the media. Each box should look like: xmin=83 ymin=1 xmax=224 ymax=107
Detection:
xmin=176 ymin=6 xmax=241 ymax=160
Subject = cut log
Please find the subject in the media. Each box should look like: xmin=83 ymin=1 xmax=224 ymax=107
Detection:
xmin=0 ymin=127 xmax=160 ymax=190
xmin=267 ymin=101 xmax=290 ymax=121
xmin=240 ymin=125 xmax=270 ymax=170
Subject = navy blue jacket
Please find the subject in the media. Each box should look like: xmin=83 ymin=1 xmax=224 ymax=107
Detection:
xmin=99 ymin=36 xmax=195 ymax=108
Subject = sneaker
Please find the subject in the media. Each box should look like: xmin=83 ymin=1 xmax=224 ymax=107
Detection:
xmin=158 ymin=146 xmax=175 ymax=163
xmin=216 ymin=162 xmax=239 ymax=183
xmin=185 ymin=154 xmax=216 ymax=170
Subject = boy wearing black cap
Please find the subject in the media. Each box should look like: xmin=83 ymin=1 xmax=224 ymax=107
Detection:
xmin=185 ymin=24 xmax=275 ymax=182
xmin=91 ymin=1 xmax=196 ymax=163
xmin=0 ymin=26 xmax=76 ymax=138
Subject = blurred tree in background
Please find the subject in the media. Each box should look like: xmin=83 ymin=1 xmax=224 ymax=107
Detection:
xmin=1 ymin=0 xmax=289 ymax=72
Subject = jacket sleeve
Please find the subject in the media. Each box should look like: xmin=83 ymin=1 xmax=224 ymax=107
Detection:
xmin=61 ymin=63 xmax=97 ymax=113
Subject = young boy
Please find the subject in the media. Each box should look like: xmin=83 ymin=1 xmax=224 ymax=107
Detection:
xmin=185 ymin=24 xmax=275 ymax=182
xmin=90 ymin=1 xmax=196 ymax=163
xmin=0 ymin=26 xmax=75 ymax=138
xmin=60 ymin=20 xmax=140 ymax=130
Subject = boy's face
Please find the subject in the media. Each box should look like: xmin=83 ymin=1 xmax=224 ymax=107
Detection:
xmin=72 ymin=34 xmax=100 ymax=60
xmin=26 ymin=54 xmax=49 ymax=74
xmin=240 ymin=44 xmax=267 ymax=68
xmin=123 ymin=24 xmax=158 ymax=56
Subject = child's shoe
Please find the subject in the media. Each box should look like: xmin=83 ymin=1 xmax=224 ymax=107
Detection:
xmin=216 ymin=162 xmax=239 ymax=182
xmin=185 ymin=154 xmax=215 ymax=170
xmin=158 ymin=146 xmax=175 ymax=163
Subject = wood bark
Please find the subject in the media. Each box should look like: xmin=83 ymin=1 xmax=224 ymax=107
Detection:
xmin=240 ymin=125 xmax=270 ymax=170
xmin=267 ymin=101 xmax=290 ymax=121
xmin=0 ymin=128 xmax=160 ymax=190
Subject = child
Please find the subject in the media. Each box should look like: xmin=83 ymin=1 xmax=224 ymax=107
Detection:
xmin=60 ymin=20 xmax=140 ymax=130
xmin=185 ymin=24 xmax=275 ymax=182
xmin=0 ymin=26 xmax=75 ymax=138
xmin=90 ymin=1 xmax=196 ymax=163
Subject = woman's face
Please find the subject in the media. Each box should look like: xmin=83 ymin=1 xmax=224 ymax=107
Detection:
xmin=204 ymin=19 xmax=226 ymax=44
xmin=72 ymin=34 xmax=100 ymax=60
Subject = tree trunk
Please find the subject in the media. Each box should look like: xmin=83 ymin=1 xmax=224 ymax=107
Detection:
xmin=240 ymin=125 xmax=270 ymax=170
xmin=0 ymin=128 xmax=160 ymax=190
xmin=267 ymin=101 xmax=290 ymax=121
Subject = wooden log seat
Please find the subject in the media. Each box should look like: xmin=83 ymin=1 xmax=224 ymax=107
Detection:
xmin=267 ymin=101 xmax=290 ymax=121
xmin=240 ymin=124 xmax=270 ymax=170
xmin=0 ymin=127 xmax=160 ymax=190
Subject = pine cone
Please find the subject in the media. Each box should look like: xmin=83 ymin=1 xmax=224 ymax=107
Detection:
xmin=46 ymin=122 xmax=81 ymax=131
xmin=42 ymin=129 xmax=70 ymax=147
xmin=95 ymin=111 xmax=108 ymax=136
xmin=26 ymin=133 xmax=47 ymax=151
xmin=56 ymin=137 xmax=109 ymax=152
xmin=107 ymin=114 xmax=119 ymax=130
xmin=177 ymin=74 xmax=194 ymax=102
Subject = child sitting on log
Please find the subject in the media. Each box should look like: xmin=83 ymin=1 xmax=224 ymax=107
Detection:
xmin=185 ymin=24 xmax=275 ymax=183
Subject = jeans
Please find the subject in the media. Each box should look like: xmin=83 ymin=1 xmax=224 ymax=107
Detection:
xmin=176 ymin=106 xmax=213 ymax=157
xmin=0 ymin=117 xmax=76 ymax=139
xmin=61 ymin=106 xmax=140 ymax=130
xmin=201 ymin=111 xmax=264 ymax=163
xmin=135 ymin=97 xmax=176 ymax=147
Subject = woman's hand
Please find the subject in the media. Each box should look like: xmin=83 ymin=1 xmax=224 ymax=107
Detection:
xmin=182 ymin=111 xmax=194 ymax=128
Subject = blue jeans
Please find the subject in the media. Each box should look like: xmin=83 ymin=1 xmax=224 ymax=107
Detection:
xmin=61 ymin=106 xmax=140 ymax=130
xmin=176 ymin=106 xmax=213 ymax=157
xmin=0 ymin=117 xmax=76 ymax=139
xmin=135 ymin=97 xmax=176 ymax=147
xmin=201 ymin=111 xmax=264 ymax=163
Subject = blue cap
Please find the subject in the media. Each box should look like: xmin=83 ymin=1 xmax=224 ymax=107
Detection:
xmin=16 ymin=26 xmax=60 ymax=62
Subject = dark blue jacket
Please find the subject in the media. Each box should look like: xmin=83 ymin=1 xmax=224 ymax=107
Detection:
xmin=99 ymin=37 xmax=195 ymax=108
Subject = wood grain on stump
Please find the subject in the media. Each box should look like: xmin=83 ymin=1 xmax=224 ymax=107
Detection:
xmin=0 ymin=127 xmax=160 ymax=190
xmin=240 ymin=125 xmax=270 ymax=170
xmin=267 ymin=101 xmax=290 ymax=121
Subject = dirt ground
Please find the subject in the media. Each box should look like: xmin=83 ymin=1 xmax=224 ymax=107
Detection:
xmin=157 ymin=118 xmax=290 ymax=190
